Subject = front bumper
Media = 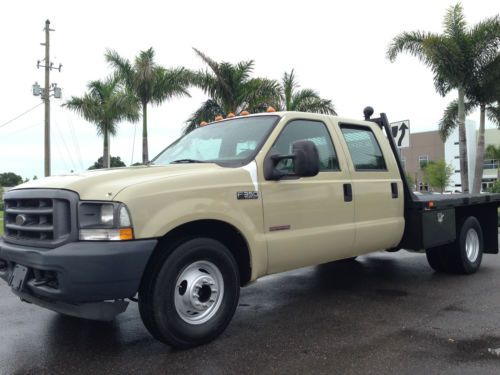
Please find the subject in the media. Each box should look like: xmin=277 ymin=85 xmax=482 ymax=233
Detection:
xmin=0 ymin=237 xmax=157 ymax=304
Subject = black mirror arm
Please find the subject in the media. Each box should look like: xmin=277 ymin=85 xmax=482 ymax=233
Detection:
xmin=271 ymin=154 xmax=295 ymax=164
xmin=265 ymin=154 xmax=295 ymax=181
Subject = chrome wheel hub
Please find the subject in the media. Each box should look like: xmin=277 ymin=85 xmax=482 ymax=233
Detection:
xmin=174 ymin=260 xmax=224 ymax=325
xmin=465 ymin=228 xmax=479 ymax=263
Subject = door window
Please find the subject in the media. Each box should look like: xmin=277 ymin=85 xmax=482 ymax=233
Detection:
xmin=271 ymin=120 xmax=340 ymax=173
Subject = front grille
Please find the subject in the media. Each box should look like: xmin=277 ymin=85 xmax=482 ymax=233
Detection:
xmin=5 ymin=198 xmax=57 ymax=241
xmin=3 ymin=189 xmax=78 ymax=248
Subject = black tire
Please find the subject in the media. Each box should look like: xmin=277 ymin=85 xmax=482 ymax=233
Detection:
xmin=425 ymin=216 xmax=483 ymax=275
xmin=139 ymin=238 xmax=240 ymax=349
xmin=449 ymin=216 xmax=483 ymax=274
xmin=425 ymin=246 xmax=449 ymax=272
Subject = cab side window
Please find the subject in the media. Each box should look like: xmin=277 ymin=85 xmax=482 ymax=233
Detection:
xmin=340 ymin=126 xmax=387 ymax=171
xmin=272 ymin=120 xmax=340 ymax=173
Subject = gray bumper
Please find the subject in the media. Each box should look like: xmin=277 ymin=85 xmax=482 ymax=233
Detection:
xmin=0 ymin=237 xmax=157 ymax=304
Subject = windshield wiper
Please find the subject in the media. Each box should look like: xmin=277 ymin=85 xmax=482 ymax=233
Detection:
xmin=170 ymin=159 xmax=207 ymax=164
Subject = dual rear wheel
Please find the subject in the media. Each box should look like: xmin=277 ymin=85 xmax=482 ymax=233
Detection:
xmin=426 ymin=216 xmax=484 ymax=274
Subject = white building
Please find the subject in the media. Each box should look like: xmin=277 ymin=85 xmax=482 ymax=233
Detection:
xmin=445 ymin=120 xmax=499 ymax=192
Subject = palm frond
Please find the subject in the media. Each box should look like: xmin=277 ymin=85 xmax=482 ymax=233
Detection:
xmin=386 ymin=31 xmax=438 ymax=63
xmin=468 ymin=15 xmax=500 ymax=63
xmin=282 ymin=70 xmax=299 ymax=110
xmin=234 ymin=60 xmax=255 ymax=84
xmin=105 ymin=49 xmax=134 ymax=88
xmin=487 ymin=103 xmax=500 ymax=126
xmin=424 ymin=35 xmax=464 ymax=93
xmin=193 ymin=48 xmax=235 ymax=99
xmin=443 ymin=3 xmax=467 ymax=40
xmin=184 ymin=99 xmax=223 ymax=134
xmin=439 ymin=99 xmax=475 ymax=140
xmin=243 ymin=78 xmax=281 ymax=113
xmin=292 ymin=89 xmax=336 ymax=114
xmin=485 ymin=144 xmax=500 ymax=159
xmin=155 ymin=67 xmax=192 ymax=103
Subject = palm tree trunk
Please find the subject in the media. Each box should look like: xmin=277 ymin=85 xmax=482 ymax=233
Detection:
xmin=103 ymin=126 xmax=110 ymax=168
xmin=472 ymin=104 xmax=486 ymax=193
xmin=142 ymin=102 xmax=148 ymax=164
xmin=457 ymin=87 xmax=469 ymax=193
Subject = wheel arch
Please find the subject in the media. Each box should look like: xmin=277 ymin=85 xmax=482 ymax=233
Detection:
xmin=455 ymin=203 xmax=498 ymax=254
xmin=143 ymin=219 xmax=252 ymax=286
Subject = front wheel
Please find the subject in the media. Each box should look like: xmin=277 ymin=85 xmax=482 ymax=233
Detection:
xmin=139 ymin=238 xmax=240 ymax=349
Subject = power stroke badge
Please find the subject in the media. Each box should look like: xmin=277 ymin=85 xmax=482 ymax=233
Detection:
xmin=237 ymin=191 xmax=259 ymax=200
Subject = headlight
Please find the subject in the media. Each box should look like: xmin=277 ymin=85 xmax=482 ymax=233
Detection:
xmin=78 ymin=202 xmax=134 ymax=241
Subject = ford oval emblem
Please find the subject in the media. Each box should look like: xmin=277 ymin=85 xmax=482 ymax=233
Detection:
xmin=15 ymin=214 xmax=27 ymax=226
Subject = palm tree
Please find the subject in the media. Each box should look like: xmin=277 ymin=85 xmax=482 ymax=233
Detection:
xmin=485 ymin=144 xmax=500 ymax=160
xmin=64 ymin=76 xmax=139 ymax=168
xmin=106 ymin=48 xmax=191 ymax=163
xmin=185 ymin=48 xmax=280 ymax=133
xmin=274 ymin=70 xmax=336 ymax=114
xmin=469 ymin=58 xmax=500 ymax=192
xmin=439 ymin=57 xmax=500 ymax=192
xmin=387 ymin=4 xmax=499 ymax=193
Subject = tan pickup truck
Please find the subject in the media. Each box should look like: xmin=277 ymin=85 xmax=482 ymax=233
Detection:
xmin=1 ymin=108 xmax=499 ymax=349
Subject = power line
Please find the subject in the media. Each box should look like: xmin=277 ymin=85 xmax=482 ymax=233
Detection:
xmin=68 ymin=119 xmax=84 ymax=170
xmin=54 ymin=119 xmax=77 ymax=171
xmin=0 ymin=103 xmax=44 ymax=129
xmin=54 ymin=105 xmax=84 ymax=170
xmin=1 ymin=121 xmax=42 ymax=137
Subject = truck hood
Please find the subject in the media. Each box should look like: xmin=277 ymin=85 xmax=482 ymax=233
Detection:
xmin=12 ymin=164 xmax=231 ymax=201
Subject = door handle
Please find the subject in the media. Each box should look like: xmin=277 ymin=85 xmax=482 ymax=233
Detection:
xmin=391 ymin=182 xmax=398 ymax=198
xmin=343 ymin=183 xmax=352 ymax=202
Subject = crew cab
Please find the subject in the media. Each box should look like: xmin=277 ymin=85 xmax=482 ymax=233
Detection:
xmin=1 ymin=108 xmax=499 ymax=349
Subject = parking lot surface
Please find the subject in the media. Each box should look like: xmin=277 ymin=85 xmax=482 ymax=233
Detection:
xmin=1 ymin=246 xmax=500 ymax=374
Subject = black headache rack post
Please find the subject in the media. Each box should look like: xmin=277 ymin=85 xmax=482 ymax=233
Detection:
xmin=363 ymin=107 xmax=416 ymax=210
xmin=364 ymin=107 xmax=421 ymax=250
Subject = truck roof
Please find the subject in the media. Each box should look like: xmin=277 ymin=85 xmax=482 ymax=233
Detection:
xmin=206 ymin=111 xmax=375 ymax=127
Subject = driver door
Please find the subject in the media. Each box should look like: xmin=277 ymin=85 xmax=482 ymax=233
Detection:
xmin=259 ymin=118 xmax=355 ymax=274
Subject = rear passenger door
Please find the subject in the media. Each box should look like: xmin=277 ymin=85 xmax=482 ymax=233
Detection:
xmin=260 ymin=118 xmax=355 ymax=274
xmin=337 ymin=123 xmax=404 ymax=254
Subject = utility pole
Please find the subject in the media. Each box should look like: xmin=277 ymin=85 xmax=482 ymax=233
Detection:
xmin=32 ymin=20 xmax=62 ymax=177
xmin=44 ymin=20 xmax=51 ymax=177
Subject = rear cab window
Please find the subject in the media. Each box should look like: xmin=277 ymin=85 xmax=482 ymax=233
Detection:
xmin=339 ymin=125 xmax=387 ymax=171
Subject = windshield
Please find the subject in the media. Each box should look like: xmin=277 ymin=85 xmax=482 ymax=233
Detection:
xmin=152 ymin=115 xmax=279 ymax=167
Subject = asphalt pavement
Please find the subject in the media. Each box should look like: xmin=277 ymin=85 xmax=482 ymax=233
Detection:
xmin=1 ymin=243 xmax=500 ymax=374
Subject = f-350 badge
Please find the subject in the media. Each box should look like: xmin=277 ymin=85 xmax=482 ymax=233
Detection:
xmin=237 ymin=191 xmax=259 ymax=200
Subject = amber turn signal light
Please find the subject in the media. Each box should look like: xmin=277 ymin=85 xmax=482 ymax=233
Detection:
xmin=119 ymin=228 xmax=134 ymax=240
